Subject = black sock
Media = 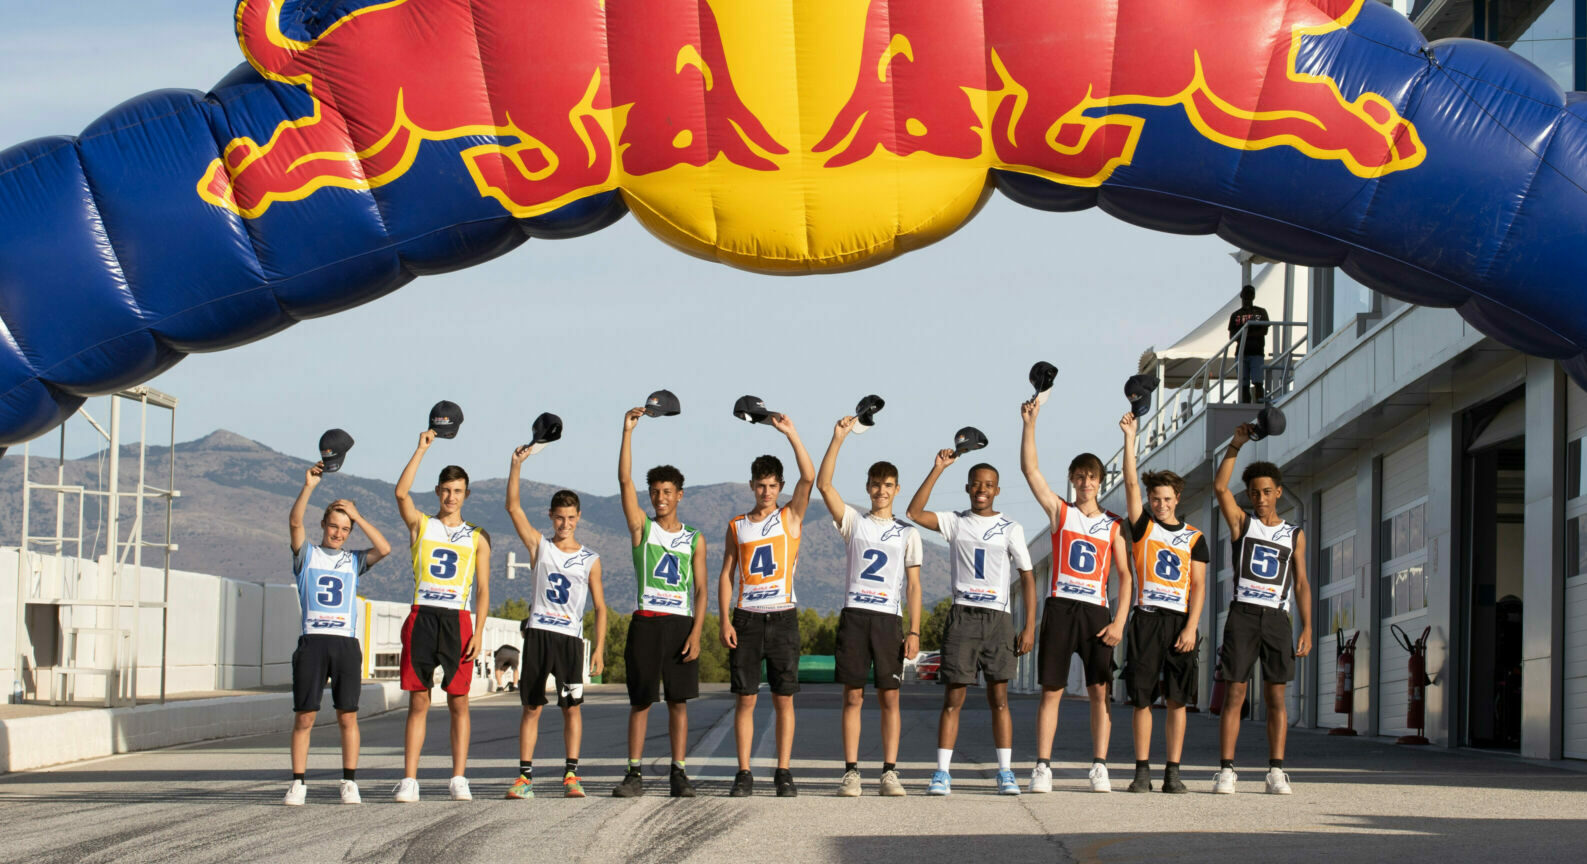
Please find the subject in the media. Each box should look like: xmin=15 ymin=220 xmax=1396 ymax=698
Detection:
xmin=845 ymin=761 xmax=858 ymax=772
xmin=342 ymin=768 xmax=356 ymax=782
xmin=565 ymin=758 xmax=580 ymax=776
xmin=775 ymin=767 xmax=791 ymax=777
xmin=1036 ymin=758 xmax=1051 ymax=768
xmin=519 ymin=760 xmax=533 ymax=778
xmin=1220 ymin=759 xmax=1235 ymax=770
xmin=1165 ymin=762 xmax=1181 ymax=774
xmin=1135 ymin=760 xmax=1150 ymax=771
xmin=882 ymin=762 xmax=896 ymax=774
xmin=1269 ymin=759 xmax=1283 ymax=770
xmin=292 ymin=772 xmax=306 ymax=784
xmin=1092 ymin=758 xmax=1105 ymax=766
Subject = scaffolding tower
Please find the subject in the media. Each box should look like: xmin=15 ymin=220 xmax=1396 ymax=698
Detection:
xmin=12 ymin=387 xmax=178 ymax=706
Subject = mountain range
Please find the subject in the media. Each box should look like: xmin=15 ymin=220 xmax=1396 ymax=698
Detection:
xmin=0 ymin=430 xmax=959 ymax=612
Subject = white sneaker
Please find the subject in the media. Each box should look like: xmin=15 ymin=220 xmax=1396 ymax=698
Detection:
xmin=340 ymin=779 xmax=362 ymax=804
xmin=1265 ymin=767 xmax=1292 ymax=794
xmin=393 ymin=777 xmax=420 ymax=803
xmin=1029 ymin=763 xmax=1052 ymax=793
xmin=838 ymin=769 xmax=861 ymax=797
xmin=283 ymin=780 xmax=307 ymax=806
xmin=448 ymin=776 xmax=473 ymax=801
xmin=1213 ymin=768 xmax=1238 ymax=794
xmin=1088 ymin=763 xmax=1111 ymax=793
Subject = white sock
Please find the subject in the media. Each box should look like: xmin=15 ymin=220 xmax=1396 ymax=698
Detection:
xmin=996 ymin=748 xmax=1012 ymax=770
xmin=936 ymin=749 xmax=953 ymax=772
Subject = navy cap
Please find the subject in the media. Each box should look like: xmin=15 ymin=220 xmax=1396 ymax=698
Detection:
xmin=1249 ymin=403 xmax=1287 ymax=441
xmin=852 ymin=394 xmax=885 ymax=435
xmin=733 ymin=395 xmax=774 ymax=424
xmin=318 ymin=428 xmax=354 ymax=472
xmin=1029 ymin=361 xmax=1058 ymax=405
xmin=953 ymin=426 xmax=989 ymax=455
xmin=1125 ymin=373 xmax=1159 ymax=418
xmin=643 ymin=389 xmax=681 ymax=417
xmin=428 ymin=400 xmax=463 ymax=439
xmin=527 ymin=412 xmax=563 ymax=455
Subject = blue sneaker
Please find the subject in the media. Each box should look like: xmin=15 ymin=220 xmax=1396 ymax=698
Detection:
xmin=927 ymin=770 xmax=952 ymax=796
xmin=996 ymin=769 xmax=1020 ymax=796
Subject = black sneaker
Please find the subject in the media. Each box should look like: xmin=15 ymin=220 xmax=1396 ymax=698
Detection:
xmin=729 ymin=770 xmax=754 ymax=797
xmin=506 ymin=682 xmax=516 ymax=692
xmin=612 ymin=769 xmax=644 ymax=798
xmin=774 ymin=769 xmax=797 ymax=798
xmin=670 ymin=765 xmax=696 ymax=798
xmin=1161 ymin=772 xmax=1187 ymax=794
xmin=1128 ymin=767 xmax=1153 ymax=793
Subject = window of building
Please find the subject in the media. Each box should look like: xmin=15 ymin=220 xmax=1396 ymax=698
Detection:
xmin=1569 ymin=438 xmax=1587 ymax=579
xmin=1381 ymin=500 xmax=1429 ymax=615
xmin=1319 ymin=536 xmax=1357 ymax=634
xmin=1482 ymin=0 xmax=1583 ymax=91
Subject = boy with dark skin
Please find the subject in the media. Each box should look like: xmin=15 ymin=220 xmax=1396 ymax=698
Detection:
xmin=614 ymin=407 xmax=708 ymax=798
xmin=907 ymin=450 xmax=1035 ymax=796
xmin=1212 ymin=422 xmax=1312 ymax=794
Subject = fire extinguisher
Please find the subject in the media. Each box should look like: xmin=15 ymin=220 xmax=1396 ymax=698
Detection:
xmin=1329 ymin=628 xmax=1360 ymax=736
xmin=1391 ymin=624 xmax=1436 ymax=745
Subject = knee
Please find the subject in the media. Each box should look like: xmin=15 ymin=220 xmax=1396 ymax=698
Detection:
xmin=844 ymin=689 xmax=865 ymax=708
xmin=447 ymin=696 xmax=469 ymax=715
xmin=293 ymin=711 xmax=316 ymax=730
xmin=336 ymin=710 xmax=358 ymax=728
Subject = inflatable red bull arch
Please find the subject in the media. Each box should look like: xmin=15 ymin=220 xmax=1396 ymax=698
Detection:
xmin=0 ymin=0 xmax=1583 ymax=445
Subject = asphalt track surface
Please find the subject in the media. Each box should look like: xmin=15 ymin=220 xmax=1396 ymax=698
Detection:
xmin=5 ymin=684 xmax=1587 ymax=863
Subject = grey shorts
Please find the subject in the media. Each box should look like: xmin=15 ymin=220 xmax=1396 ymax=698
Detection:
xmin=939 ymin=605 xmax=1016 ymax=685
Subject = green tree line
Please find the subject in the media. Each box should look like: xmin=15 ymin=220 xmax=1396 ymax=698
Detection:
xmin=490 ymin=599 xmax=957 ymax=684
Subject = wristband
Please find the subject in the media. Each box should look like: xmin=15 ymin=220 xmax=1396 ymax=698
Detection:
xmin=907 ymin=631 xmax=919 ymax=637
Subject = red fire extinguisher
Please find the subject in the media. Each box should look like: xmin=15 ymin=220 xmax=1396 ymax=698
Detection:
xmin=1329 ymin=628 xmax=1359 ymax=736
xmin=1391 ymin=624 xmax=1436 ymax=745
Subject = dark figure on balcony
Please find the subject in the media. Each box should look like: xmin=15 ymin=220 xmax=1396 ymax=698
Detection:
xmin=1228 ymin=284 xmax=1270 ymax=403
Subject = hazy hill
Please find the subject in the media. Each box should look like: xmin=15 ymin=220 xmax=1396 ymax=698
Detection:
xmin=0 ymin=430 xmax=954 ymax=612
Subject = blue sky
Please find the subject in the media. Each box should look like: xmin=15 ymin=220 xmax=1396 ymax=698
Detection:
xmin=2 ymin=0 xmax=1240 ymax=532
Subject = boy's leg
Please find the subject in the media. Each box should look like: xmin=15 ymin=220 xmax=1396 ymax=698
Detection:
xmin=627 ymin=705 xmax=650 ymax=761
xmin=668 ymin=702 xmax=690 ymax=762
xmin=1086 ymin=682 xmax=1112 ymax=759
xmin=763 ymin=610 xmax=802 ymax=774
xmin=448 ymin=694 xmax=471 ymax=777
xmin=1164 ymin=703 xmax=1187 ymax=763
xmin=735 ymin=693 xmax=758 ymax=770
xmin=878 ymin=687 xmax=901 ymax=765
xmin=290 ymin=711 xmax=315 ymax=774
xmin=729 ymin=610 xmax=764 ymax=773
xmin=404 ymin=689 xmax=430 ymax=778
xmin=842 ymin=685 xmax=865 ymax=765
xmin=1132 ymin=705 xmax=1153 ymax=761
xmin=987 ymin=680 xmax=1012 ymax=748
xmin=519 ymin=704 xmax=543 ymax=762
xmin=772 ymin=693 xmax=796 ymax=770
xmin=1264 ymin=681 xmax=1288 ymax=759
xmin=564 ymin=703 xmax=583 ymax=762
xmin=1219 ymin=680 xmax=1247 ymax=759
xmin=336 ymin=710 xmax=359 ymax=771
xmin=1036 ymin=688 xmax=1064 ymax=760
xmin=938 ymin=684 xmax=968 ymax=749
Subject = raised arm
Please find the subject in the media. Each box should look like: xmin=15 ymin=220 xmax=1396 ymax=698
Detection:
xmin=394 ymin=429 xmax=436 ymax=540
xmin=289 ymin=463 xmax=322 ymax=553
xmin=1120 ymin=411 xmax=1143 ymax=524
xmin=587 ymin=559 xmax=607 ymax=678
xmin=618 ymin=407 xmax=646 ymax=545
xmin=504 ymin=445 xmax=544 ymax=555
xmin=1292 ymin=528 xmax=1312 ymax=657
xmin=1213 ymin=423 xmax=1252 ymax=538
xmin=1020 ymin=400 xmax=1062 ymax=524
xmin=464 ymin=531 xmax=491 ymax=663
xmin=770 ymin=413 xmax=816 ymax=521
xmin=683 ymin=533 xmax=707 ymax=661
xmin=718 ymin=524 xmax=740 ymax=648
xmin=816 ymin=416 xmax=855 ymax=521
xmin=905 ymin=450 xmax=956 ymax=533
xmin=329 ymin=498 xmax=392 ymax=567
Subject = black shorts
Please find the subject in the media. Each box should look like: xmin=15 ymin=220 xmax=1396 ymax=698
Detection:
xmin=520 ymin=628 xmax=586 ymax=708
xmin=729 ymin=608 xmax=800 ymax=696
xmin=835 ymin=608 xmax=905 ymax=690
xmin=292 ymin=634 xmax=362 ymax=713
xmin=939 ymin=605 xmax=1016 ymax=685
xmin=1122 ymin=608 xmax=1199 ymax=708
xmin=1217 ymin=602 xmax=1295 ymax=684
xmin=1037 ymin=597 xmax=1115 ymax=689
xmin=625 ymin=613 xmax=700 ymax=706
xmin=494 ymin=645 xmax=520 ymax=672
xmin=400 ymin=606 xmax=473 ymax=696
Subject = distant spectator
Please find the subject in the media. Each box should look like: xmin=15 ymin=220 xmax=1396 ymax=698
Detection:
xmin=494 ymin=643 xmax=520 ymax=692
xmin=1228 ymin=284 xmax=1270 ymax=403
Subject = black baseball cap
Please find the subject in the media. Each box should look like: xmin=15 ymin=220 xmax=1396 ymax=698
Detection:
xmin=428 ymin=400 xmax=463 ymax=439
xmin=733 ymin=395 xmax=774 ymax=424
xmin=953 ymin=426 xmax=988 ymax=455
xmin=644 ymin=389 xmax=681 ymax=417
xmin=1029 ymin=361 xmax=1058 ymax=405
xmin=1249 ymin=403 xmax=1287 ymax=441
xmin=318 ymin=428 xmax=354 ymax=472
xmin=527 ymin=412 xmax=563 ymax=454
xmin=1124 ymin=373 xmax=1159 ymax=418
xmin=852 ymin=394 xmax=885 ymax=435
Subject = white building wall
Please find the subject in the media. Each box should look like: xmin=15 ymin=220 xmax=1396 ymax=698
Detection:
xmin=1562 ymin=382 xmax=1587 ymax=758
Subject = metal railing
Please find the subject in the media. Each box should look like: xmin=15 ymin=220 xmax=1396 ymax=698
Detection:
xmin=1101 ymin=319 xmax=1309 ymax=496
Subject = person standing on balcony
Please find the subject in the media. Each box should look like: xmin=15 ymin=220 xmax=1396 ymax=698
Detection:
xmin=1228 ymin=284 xmax=1270 ymax=403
